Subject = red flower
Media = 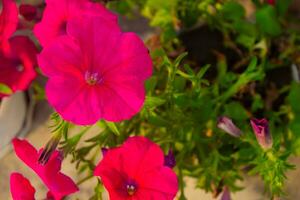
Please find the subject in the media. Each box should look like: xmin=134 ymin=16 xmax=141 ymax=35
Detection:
xmin=0 ymin=36 xmax=37 ymax=98
xmin=0 ymin=0 xmax=18 ymax=50
xmin=267 ymin=0 xmax=275 ymax=5
xmin=94 ymin=136 xmax=178 ymax=199
xmin=10 ymin=173 xmax=35 ymax=200
xmin=34 ymin=0 xmax=117 ymax=47
xmin=38 ymin=15 xmax=152 ymax=125
xmin=12 ymin=139 xmax=78 ymax=200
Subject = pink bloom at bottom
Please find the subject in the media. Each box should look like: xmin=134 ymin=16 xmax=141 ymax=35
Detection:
xmin=12 ymin=139 xmax=78 ymax=200
xmin=10 ymin=173 xmax=35 ymax=200
xmin=94 ymin=136 xmax=178 ymax=200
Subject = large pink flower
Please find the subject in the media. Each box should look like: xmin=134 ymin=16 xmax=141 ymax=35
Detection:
xmin=12 ymin=139 xmax=78 ymax=200
xmin=38 ymin=16 xmax=152 ymax=125
xmin=0 ymin=36 xmax=37 ymax=98
xmin=10 ymin=173 xmax=35 ymax=200
xmin=94 ymin=136 xmax=178 ymax=200
xmin=0 ymin=0 xmax=18 ymax=50
xmin=34 ymin=0 xmax=117 ymax=47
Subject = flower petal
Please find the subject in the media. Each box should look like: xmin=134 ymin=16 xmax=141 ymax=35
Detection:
xmin=10 ymin=173 xmax=36 ymax=200
xmin=0 ymin=0 xmax=18 ymax=49
xmin=12 ymin=139 xmax=79 ymax=200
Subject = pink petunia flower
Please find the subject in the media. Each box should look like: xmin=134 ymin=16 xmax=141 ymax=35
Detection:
xmin=38 ymin=16 xmax=152 ymax=125
xmin=0 ymin=0 xmax=18 ymax=50
xmin=94 ymin=136 xmax=178 ymax=200
xmin=12 ymin=138 xmax=79 ymax=200
xmin=0 ymin=36 xmax=37 ymax=98
xmin=10 ymin=173 xmax=36 ymax=200
xmin=33 ymin=0 xmax=117 ymax=47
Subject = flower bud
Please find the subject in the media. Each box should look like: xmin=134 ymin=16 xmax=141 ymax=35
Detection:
xmin=250 ymin=118 xmax=273 ymax=150
xmin=164 ymin=150 xmax=176 ymax=168
xmin=217 ymin=116 xmax=242 ymax=137
xmin=38 ymin=132 xmax=62 ymax=165
xmin=221 ymin=187 xmax=231 ymax=200
xmin=101 ymin=147 xmax=108 ymax=156
xmin=266 ymin=0 xmax=275 ymax=5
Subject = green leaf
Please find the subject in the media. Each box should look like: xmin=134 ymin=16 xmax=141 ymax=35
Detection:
xmin=276 ymin=0 xmax=293 ymax=16
xmin=255 ymin=5 xmax=281 ymax=36
xmin=224 ymin=102 xmax=248 ymax=121
xmin=105 ymin=121 xmax=120 ymax=136
xmin=236 ymin=34 xmax=256 ymax=49
xmin=145 ymin=76 xmax=158 ymax=92
xmin=144 ymin=96 xmax=166 ymax=109
xmin=196 ymin=65 xmax=210 ymax=80
xmin=222 ymin=1 xmax=245 ymax=21
xmin=288 ymin=82 xmax=300 ymax=113
xmin=0 ymin=83 xmax=13 ymax=95
xmin=173 ymin=76 xmax=186 ymax=92
xmin=234 ymin=20 xmax=256 ymax=36
xmin=174 ymin=52 xmax=188 ymax=68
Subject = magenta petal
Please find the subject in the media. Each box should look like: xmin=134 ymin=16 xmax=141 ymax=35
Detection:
xmin=122 ymin=136 xmax=165 ymax=177
xmin=12 ymin=139 xmax=79 ymax=200
xmin=38 ymin=35 xmax=84 ymax=77
xmin=10 ymin=173 xmax=36 ymax=200
xmin=99 ymin=79 xmax=146 ymax=122
xmin=94 ymin=136 xmax=178 ymax=199
xmin=34 ymin=0 xmax=117 ymax=47
xmin=45 ymin=76 xmax=103 ymax=125
xmin=0 ymin=0 xmax=18 ymax=49
xmin=104 ymin=32 xmax=152 ymax=81
xmin=139 ymin=167 xmax=178 ymax=199
xmin=39 ymin=15 xmax=152 ymax=124
xmin=0 ymin=36 xmax=37 ymax=98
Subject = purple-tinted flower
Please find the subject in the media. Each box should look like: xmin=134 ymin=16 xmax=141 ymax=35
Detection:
xmin=221 ymin=187 xmax=231 ymax=200
xmin=101 ymin=147 xmax=108 ymax=156
xmin=217 ymin=116 xmax=242 ymax=137
xmin=250 ymin=118 xmax=273 ymax=150
xmin=164 ymin=150 xmax=176 ymax=168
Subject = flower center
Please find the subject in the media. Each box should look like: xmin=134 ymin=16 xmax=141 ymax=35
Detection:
xmin=85 ymin=71 xmax=101 ymax=85
xmin=16 ymin=65 xmax=24 ymax=72
xmin=59 ymin=21 xmax=67 ymax=35
xmin=125 ymin=181 xmax=137 ymax=196
xmin=12 ymin=59 xmax=23 ymax=72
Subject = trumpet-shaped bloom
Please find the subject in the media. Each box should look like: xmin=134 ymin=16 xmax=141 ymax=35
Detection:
xmin=0 ymin=36 xmax=37 ymax=98
xmin=217 ymin=116 xmax=242 ymax=137
xmin=12 ymin=139 xmax=78 ymax=200
xmin=221 ymin=187 xmax=231 ymax=200
xmin=94 ymin=136 xmax=178 ymax=200
xmin=250 ymin=118 xmax=273 ymax=150
xmin=10 ymin=173 xmax=35 ymax=200
xmin=38 ymin=16 xmax=152 ymax=125
xmin=0 ymin=0 xmax=18 ymax=50
xmin=34 ymin=0 xmax=117 ymax=47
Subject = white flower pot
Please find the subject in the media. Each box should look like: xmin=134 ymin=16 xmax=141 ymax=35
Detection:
xmin=0 ymin=92 xmax=34 ymax=158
